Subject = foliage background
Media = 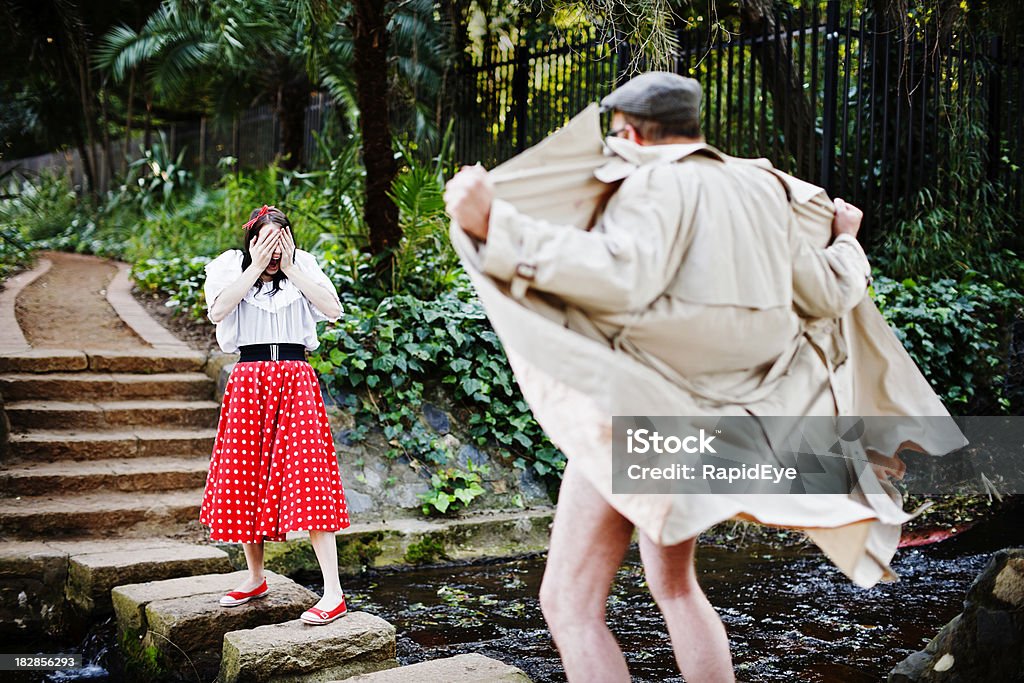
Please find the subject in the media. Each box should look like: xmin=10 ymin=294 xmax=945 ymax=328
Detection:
xmin=2 ymin=0 xmax=1022 ymax=512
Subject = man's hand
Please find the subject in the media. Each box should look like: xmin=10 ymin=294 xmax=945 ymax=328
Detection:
xmin=832 ymin=198 xmax=863 ymax=238
xmin=444 ymin=165 xmax=493 ymax=241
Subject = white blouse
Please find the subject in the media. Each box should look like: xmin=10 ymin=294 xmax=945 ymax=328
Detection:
xmin=203 ymin=248 xmax=342 ymax=354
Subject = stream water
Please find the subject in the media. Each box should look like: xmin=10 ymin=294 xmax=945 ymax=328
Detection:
xmin=334 ymin=509 xmax=1024 ymax=683
xmin=12 ymin=508 xmax=1023 ymax=682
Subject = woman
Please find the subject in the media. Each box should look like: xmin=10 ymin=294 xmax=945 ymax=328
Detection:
xmin=200 ymin=204 xmax=350 ymax=625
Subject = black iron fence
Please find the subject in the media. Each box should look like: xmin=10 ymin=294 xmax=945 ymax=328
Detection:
xmin=454 ymin=5 xmax=1024 ymax=246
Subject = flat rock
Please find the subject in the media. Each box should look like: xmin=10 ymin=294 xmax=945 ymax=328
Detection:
xmin=0 ymin=541 xmax=69 ymax=639
xmin=67 ymin=540 xmax=230 ymax=614
xmin=339 ymin=654 xmax=532 ymax=682
xmin=114 ymin=570 xmax=316 ymax=648
xmin=0 ymin=539 xmax=229 ymax=637
xmin=220 ymin=612 xmax=397 ymax=682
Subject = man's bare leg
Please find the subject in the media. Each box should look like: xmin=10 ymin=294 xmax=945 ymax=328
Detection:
xmin=540 ymin=462 xmax=635 ymax=682
xmin=639 ymin=533 xmax=735 ymax=682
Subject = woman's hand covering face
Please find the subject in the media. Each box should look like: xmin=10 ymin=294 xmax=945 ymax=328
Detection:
xmin=278 ymin=227 xmax=296 ymax=273
xmin=250 ymin=225 xmax=280 ymax=270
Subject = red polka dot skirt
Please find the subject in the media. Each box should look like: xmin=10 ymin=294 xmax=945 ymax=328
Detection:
xmin=200 ymin=360 xmax=350 ymax=543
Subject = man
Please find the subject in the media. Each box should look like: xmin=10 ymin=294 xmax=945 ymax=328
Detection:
xmin=444 ymin=72 xmax=893 ymax=682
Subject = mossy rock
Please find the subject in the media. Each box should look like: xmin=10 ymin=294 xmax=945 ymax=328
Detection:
xmin=119 ymin=627 xmax=164 ymax=681
xmin=404 ymin=534 xmax=448 ymax=565
xmin=262 ymin=540 xmax=319 ymax=576
xmin=337 ymin=532 xmax=385 ymax=572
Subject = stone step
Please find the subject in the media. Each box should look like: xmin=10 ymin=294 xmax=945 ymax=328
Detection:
xmin=5 ymin=426 xmax=216 ymax=462
xmin=0 ymin=456 xmax=210 ymax=497
xmin=339 ymin=654 xmax=532 ymax=683
xmin=0 ymin=349 xmax=88 ymax=373
xmin=0 ymin=348 xmax=207 ymax=374
xmin=0 ymin=372 xmax=214 ymax=401
xmin=113 ymin=571 xmax=319 ymax=676
xmin=0 ymin=488 xmax=204 ymax=537
xmin=5 ymin=399 xmax=220 ymax=430
xmin=220 ymin=613 xmax=397 ymax=683
xmin=87 ymin=349 xmax=208 ymax=373
xmin=0 ymin=539 xmax=231 ymax=636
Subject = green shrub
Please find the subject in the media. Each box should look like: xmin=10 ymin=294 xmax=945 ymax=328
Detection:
xmin=871 ymin=272 xmax=1024 ymax=414
xmin=131 ymin=256 xmax=211 ymax=321
xmin=419 ymin=462 xmax=487 ymax=515
xmin=309 ymin=245 xmax=565 ymax=484
xmin=0 ymin=171 xmax=80 ymax=241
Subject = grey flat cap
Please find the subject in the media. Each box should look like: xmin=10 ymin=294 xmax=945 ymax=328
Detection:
xmin=600 ymin=71 xmax=701 ymax=125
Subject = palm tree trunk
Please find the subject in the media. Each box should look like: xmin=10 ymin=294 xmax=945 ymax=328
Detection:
xmin=350 ymin=0 xmax=402 ymax=260
xmin=123 ymin=69 xmax=136 ymax=175
xmin=76 ymin=58 xmax=100 ymax=193
xmin=99 ymin=77 xmax=116 ymax=190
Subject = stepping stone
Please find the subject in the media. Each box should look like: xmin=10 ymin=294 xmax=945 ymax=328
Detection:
xmin=6 ymin=427 xmax=216 ymax=462
xmin=0 ymin=372 xmax=213 ymax=401
xmin=220 ymin=613 xmax=397 ymax=682
xmin=0 ymin=539 xmax=231 ymax=634
xmin=113 ymin=571 xmax=318 ymax=676
xmin=63 ymin=540 xmax=230 ymax=614
xmin=339 ymin=653 xmax=532 ymax=682
xmin=0 ymin=541 xmax=71 ymax=638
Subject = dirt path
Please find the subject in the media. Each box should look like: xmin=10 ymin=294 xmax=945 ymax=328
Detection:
xmin=15 ymin=251 xmax=149 ymax=350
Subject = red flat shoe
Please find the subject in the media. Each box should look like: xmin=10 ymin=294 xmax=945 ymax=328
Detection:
xmin=220 ymin=579 xmax=269 ymax=607
xmin=300 ymin=595 xmax=348 ymax=625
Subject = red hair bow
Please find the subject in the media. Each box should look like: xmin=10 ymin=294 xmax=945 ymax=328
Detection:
xmin=242 ymin=205 xmax=274 ymax=231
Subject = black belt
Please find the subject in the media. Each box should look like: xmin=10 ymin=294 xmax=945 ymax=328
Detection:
xmin=238 ymin=343 xmax=307 ymax=362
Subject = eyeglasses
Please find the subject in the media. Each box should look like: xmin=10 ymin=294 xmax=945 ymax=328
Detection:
xmin=606 ymin=126 xmax=628 ymax=138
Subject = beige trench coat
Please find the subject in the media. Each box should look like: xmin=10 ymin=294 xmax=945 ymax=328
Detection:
xmin=450 ymin=105 xmax=965 ymax=587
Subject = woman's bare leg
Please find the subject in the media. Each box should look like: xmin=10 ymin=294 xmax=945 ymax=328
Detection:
xmin=309 ymin=530 xmax=344 ymax=608
xmin=234 ymin=541 xmax=265 ymax=591
xmin=540 ymin=462 xmax=635 ymax=682
xmin=639 ymin=533 xmax=735 ymax=682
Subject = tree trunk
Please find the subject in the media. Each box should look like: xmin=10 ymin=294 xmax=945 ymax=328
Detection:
xmin=739 ymin=1 xmax=818 ymax=180
xmin=76 ymin=58 xmax=100 ymax=193
xmin=350 ymin=0 xmax=402 ymax=260
xmin=437 ymin=0 xmax=471 ymax=135
xmin=143 ymin=93 xmax=153 ymax=150
xmin=123 ymin=68 xmax=136 ymax=175
xmin=99 ymin=77 xmax=116 ymax=190
xmin=277 ymin=76 xmax=310 ymax=170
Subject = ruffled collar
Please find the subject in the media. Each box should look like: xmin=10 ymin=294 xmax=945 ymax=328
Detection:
xmin=243 ymin=269 xmax=304 ymax=313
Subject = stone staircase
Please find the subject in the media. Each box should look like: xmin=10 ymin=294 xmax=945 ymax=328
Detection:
xmin=0 ymin=253 xmax=535 ymax=681
xmin=0 ymin=349 xmax=217 ymax=540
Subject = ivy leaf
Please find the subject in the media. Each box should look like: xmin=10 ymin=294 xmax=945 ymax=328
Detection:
xmin=460 ymin=377 xmax=483 ymax=396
